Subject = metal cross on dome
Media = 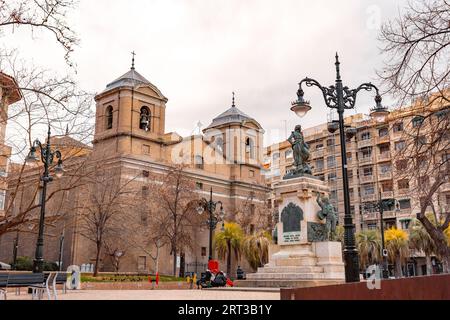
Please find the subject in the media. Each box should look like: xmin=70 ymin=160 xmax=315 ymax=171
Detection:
xmin=131 ymin=51 xmax=136 ymax=69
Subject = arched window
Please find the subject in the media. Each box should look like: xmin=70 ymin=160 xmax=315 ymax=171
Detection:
xmin=215 ymin=136 xmax=224 ymax=153
xmin=245 ymin=137 xmax=255 ymax=158
xmin=106 ymin=106 xmax=113 ymax=130
xmin=139 ymin=106 xmax=151 ymax=131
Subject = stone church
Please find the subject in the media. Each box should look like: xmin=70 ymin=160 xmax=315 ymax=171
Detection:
xmin=0 ymin=63 xmax=271 ymax=276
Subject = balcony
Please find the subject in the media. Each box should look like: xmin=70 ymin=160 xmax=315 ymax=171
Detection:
xmin=376 ymin=135 xmax=390 ymax=144
xmin=361 ymin=194 xmax=376 ymax=202
xmin=381 ymin=191 xmax=394 ymax=199
xmin=360 ymin=175 xmax=374 ymax=183
xmin=396 ymin=188 xmax=410 ymax=196
xmin=312 ymin=149 xmax=324 ymax=158
xmin=398 ymin=208 xmax=411 ymax=216
xmin=378 ymin=171 xmax=392 ymax=180
xmin=357 ymin=139 xmax=373 ymax=149
xmin=363 ymin=212 xmax=378 ymax=221
xmin=377 ymin=152 xmax=391 ymax=162
xmin=359 ymin=155 xmax=373 ymax=165
xmin=383 ymin=210 xmax=396 ymax=218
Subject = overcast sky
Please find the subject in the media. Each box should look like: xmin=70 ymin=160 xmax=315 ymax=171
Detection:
xmin=3 ymin=0 xmax=409 ymax=146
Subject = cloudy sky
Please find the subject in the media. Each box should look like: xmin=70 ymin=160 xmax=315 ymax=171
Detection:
xmin=3 ymin=0 xmax=409 ymax=146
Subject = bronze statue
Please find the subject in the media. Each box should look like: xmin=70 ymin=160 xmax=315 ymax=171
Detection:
xmin=286 ymin=125 xmax=312 ymax=177
xmin=315 ymin=192 xmax=338 ymax=241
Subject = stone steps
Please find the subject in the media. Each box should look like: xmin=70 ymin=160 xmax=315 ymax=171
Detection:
xmin=246 ymin=272 xmax=336 ymax=280
xmin=257 ymin=266 xmax=324 ymax=273
xmin=234 ymin=279 xmax=345 ymax=289
xmin=274 ymin=257 xmax=318 ymax=266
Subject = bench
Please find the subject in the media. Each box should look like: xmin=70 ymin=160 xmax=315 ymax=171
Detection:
xmin=0 ymin=274 xmax=8 ymax=299
xmin=0 ymin=272 xmax=68 ymax=300
xmin=3 ymin=273 xmax=46 ymax=299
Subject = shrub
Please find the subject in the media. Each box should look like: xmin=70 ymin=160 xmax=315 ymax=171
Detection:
xmin=12 ymin=256 xmax=60 ymax=271
xmin=14 ymin=256 xmax=33 ymax=271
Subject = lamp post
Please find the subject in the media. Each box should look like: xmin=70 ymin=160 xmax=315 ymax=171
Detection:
xmin=290 ymin=53 xmax=389 ymax=283
xmin=26 ymin=125 xmax=64 ymax=273
xmin=12 ymin=231 xmax=19 ymax=270
xmin=58 ymin=230 xmax=65 ymax=271
xmin=196 ymin=188 xmax=225 ymax=261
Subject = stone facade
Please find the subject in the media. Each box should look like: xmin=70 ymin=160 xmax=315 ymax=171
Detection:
xmin=0 ymin=66 xmax=271 ymax=277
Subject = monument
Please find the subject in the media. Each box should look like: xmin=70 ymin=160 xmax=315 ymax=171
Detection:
xmin=237 ymin=125 xmax=345 ymax=288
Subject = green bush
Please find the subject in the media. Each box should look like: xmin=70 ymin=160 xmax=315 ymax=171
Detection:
xmin=14 ymin=256 xmax=33 ymax=271
xmin=12 ymin=256 xmax=59 ymax=271
xmin=43 ymin=261 xmax=59 ymax=271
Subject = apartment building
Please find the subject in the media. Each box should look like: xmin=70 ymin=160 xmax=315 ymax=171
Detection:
xmin=265 ymin=102 xmax=450 ymax=237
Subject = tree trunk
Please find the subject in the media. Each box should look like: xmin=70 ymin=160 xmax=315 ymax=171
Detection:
xmin=155 ymin=246 xmax=160 ymax=274
xmin=395 ymin=256 xmax=402 ymax=278
xmin=173 ymin=246 xmax=177 ymax=276
xmin=425 ymin=255 xmax=432 ymax=276
xmin=226 ymin=239 xmax=231 ymax=276
xmin=93 ymin=242 xmax=101 ymax=277
xmin=442 ymin=254 xmax=450 ymax=274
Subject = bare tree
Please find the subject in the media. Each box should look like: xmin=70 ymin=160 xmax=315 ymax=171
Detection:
xmin=378 ymin=0 xmax=450 ymax=106
xmin=147 ymin=165 xmax=200 ymax=276
xmin=0 ymin=0 xmax=79 ymax=66
xmin=77 ymin=166 xmax=138 ymax=277
xmin=0 ymin=154 xmax=90 ymax=237
xmin=378 ymin=0 xmax=450 ymax=272
xmin=0 ymin=0 xmax=94 ymax=240
xmin=103 ymin=236 xmax=129 ymax=274
xmin=235 ymin=191 xmax=273 ymax=235
xmin=1 ymin=50 xmax=94 ymax=160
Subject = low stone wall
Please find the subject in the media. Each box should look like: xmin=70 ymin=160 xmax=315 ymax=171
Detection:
xmin=281 ymin=274 xmax=450 ymax=300
xmin=81 ymin=281 xmax=191 ymax=290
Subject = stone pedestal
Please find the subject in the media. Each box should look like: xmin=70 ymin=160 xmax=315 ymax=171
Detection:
xmin=236 ymin=175 xmax=345 ymax=288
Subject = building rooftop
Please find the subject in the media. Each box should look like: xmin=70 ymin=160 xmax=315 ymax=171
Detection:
xmin=98 ymin=67 xmax=167 ymax=101
xmin=204 ymin=92 xmax=262 ymax=131
xmin=105 ymin=69 xmax=151 ymax=91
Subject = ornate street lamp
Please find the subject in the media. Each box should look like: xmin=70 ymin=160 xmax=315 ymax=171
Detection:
xmin=196 ymin=188 xmax=225 ymax=261
xmin=58 ymin=230 xmax=65 ymax=271
xmin=26 ymin=125 xmax=64 ymax=273
xmin=291 ymin=53 xmax=387 ymax=283
xmin=12 ymin=231 xmax=19 ymax=270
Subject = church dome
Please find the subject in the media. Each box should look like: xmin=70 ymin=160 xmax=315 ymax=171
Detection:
xmin=105 ymin=69 xmax=151 ymax=92
xmin=97 ymin=54 xmax=167 ymax=101
xmin=204 ymin=94 xmax=262 ymax=131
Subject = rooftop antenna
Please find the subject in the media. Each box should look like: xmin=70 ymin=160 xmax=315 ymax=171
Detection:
xmin=131 ymin=51 xmax=136 ymax=70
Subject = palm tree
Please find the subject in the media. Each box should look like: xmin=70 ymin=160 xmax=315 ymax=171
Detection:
xmin=385 ymin=227 xmax=409 ymax=278
xmin=242 ymin=231 xmax=272 ymax=271
xmin=356 ymin=229 xmax=382 ymax=271
xmin=409 ymin=218 xmax=436 ymax=276
xmin=214 ymin=222 xmax=244 ymax=276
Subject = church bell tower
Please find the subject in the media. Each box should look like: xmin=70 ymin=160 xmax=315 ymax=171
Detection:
xmin=93 ymin=53 xmax=170 ymax=159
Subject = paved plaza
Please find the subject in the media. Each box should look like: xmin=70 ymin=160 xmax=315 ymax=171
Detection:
xmin=4 ymin=289 xmax=280 ymax=300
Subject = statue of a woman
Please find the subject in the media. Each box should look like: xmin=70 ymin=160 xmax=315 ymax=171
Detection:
xmin=287 ymin=125 xmax=311 ymax=175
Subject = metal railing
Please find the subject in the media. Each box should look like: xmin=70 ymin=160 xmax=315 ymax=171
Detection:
xmin=377 ymin=152 xmax=391 ymax=162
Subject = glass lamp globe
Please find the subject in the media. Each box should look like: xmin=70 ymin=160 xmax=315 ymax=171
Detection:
xmin=290 ymin=100 xmax=311 ymax=118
